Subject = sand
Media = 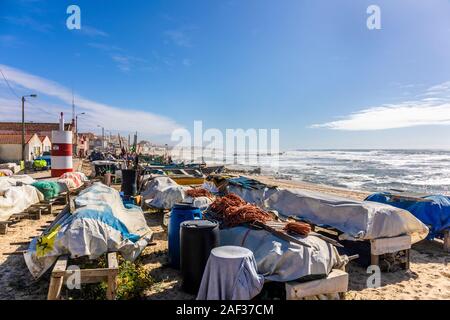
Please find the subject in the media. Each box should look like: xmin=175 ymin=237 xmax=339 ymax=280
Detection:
xmin=0 ymin=163 xmax=448 ymax=300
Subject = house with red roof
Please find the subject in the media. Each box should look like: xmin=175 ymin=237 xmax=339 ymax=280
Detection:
xmin=0 ymin=133 xmax=44 ymax=162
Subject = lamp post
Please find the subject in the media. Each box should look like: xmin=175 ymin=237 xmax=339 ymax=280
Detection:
xmin=21 ymin=94 xmax=37 ymax=164
xmin=75 ymin=112 xmax=85 ymax=156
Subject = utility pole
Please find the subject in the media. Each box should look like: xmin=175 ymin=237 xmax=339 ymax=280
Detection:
xmin=21 ymin=96 xmax=25 ymax=163
xmin=21 ymin=94 xmax=37 ymax=164
xmin=75 ymin=112 xmax=85 ymax=156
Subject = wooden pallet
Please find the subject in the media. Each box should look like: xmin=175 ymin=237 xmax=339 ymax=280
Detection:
xmin=301 ymin=220 xmax=412 ymax=271
xmin=0 ymin=207 xmax=42 ymax=235
xmin=47 ymin=252 xmax=119 ymax=300
xmin=285 ymin=269 xmax=349 ymax=300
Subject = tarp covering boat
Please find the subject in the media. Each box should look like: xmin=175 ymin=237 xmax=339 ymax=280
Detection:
xmin=0 ymin=163 xmax=21 ymax=174
xmin=219 ymin=226 xmax=347 ymax=282
xmin=0 ymin=174 xmax=35 ymax=190
xmin=264 ymin=188 xmax=429 ymax=242
xmin=57 ymin=171 xmax=88 ymax=190
xmin=24 ymin=183 xmax=152 ymax=278
xmin=365 ymin=193 xmax=450 ymax=240
xmin=0 ymin=185 xmax=43 ymax=221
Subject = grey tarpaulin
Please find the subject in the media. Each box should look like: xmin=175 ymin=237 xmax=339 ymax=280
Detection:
xmin=197 ymin=246 xmax=264 ymax=300
xmin=265 ymin=188 xmax=429 ymax=242
xmin=219 ymin=226 xmax=345 ymax=282
xmin=227 ymin=184 xmax=278 ymax=207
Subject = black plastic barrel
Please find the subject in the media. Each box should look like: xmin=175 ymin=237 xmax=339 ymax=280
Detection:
xmin=121 ymin=169 xmax=137 ymax=196
xmin=180 ymin=219 xmax=219 ymax=294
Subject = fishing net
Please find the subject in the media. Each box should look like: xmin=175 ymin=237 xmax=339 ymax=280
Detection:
xmin=283 ymin=221 xmax=312 ymax=236
xmin=186 ymin=188 xmax=213 ymax=199
xmin=31 ymin=181 xmax=61 ymax=200
xmin=209 ymin=193 xmax=272 ymax=227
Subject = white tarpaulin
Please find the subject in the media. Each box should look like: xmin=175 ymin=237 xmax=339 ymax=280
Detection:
xmin=264 ymin=188 xmax=429 ymax=243
xmin=24 ymin=183 xmax=152 ymax=278
xmin=227 ymin=185 xmax=278 ymax=207
xmin=142 ymin=176 xmax=189 ymax=209
xmin=0 ymin=185 xmax=43 ymax=221
xmin=219 ymin=226 xmax=346 ymax=282
xmin=0 ymin=175 xmax=35 ymax=190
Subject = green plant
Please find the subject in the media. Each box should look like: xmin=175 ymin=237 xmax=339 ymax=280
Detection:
xmin=74 ymin=256 xmax=154 ymax=300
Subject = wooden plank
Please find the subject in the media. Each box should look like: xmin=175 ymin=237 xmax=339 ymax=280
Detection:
xmin=286 ymin=269 xmax=349 ymax=300
xmin=47 ymin=276 xmax=64 ymax=300
xmin=10 ymin=241 xmax=30 ymax=245
xmin=53 ymin=267 xmax=114 ymax=278
xmin=62 ymin=275 xmax=108 ymax=284
xmin=0 ymin=222 xmax=8 ymax=235
xmin=370 ymin=254 xmax=379 ymax=266
xmin=444 ymin=230 xmax=450 ymax=253
xmin=404 ymin=249 xmax=410 ymax=270
xmin=370 ymin=235 xmax=411 ymax=255
xmin=52 ymin=255 xmax=68 ymax=275
xmin=3 ymin=250 xmax=27 ymax=255
xmin=107 ymin=252 xmax=119 ymax=269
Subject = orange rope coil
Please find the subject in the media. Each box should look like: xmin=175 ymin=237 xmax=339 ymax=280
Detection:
xmin=186 ymin=188 xmax=213 ymax=199
xmin=283 ymin=221 xmax=312 ymax=236
xmin=209 ymin=193 xmax=272 ymax=227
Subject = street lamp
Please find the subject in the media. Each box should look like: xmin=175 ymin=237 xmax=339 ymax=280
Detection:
xmin=21 ymin=94 xmax=37 ymax=164
xmin=75 ymin=112 xmax=86 ymax=156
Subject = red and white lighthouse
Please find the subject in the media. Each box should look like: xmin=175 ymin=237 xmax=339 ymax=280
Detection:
xmin=51 ymin=112 xmax=73 ymax=177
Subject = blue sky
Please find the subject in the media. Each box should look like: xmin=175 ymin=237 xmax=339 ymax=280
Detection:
xmin=1 ymin=0 xmax=450 ymax=150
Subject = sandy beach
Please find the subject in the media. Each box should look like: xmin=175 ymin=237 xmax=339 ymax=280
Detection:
xmin=0 ymin=164 xmax=448 ymax=300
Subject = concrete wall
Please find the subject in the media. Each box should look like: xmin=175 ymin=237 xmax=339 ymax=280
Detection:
xmin=0 ymin=144 xmax=21 ymax=162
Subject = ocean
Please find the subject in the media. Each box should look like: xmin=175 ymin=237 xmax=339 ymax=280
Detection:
xmin=254 ymin=149 xmax=450 ymax=195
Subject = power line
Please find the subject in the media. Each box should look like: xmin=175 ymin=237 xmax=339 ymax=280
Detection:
xmin=0 ymin=68 xmax=57 ymax=118
xmin=0 ymin=68 xmax=20 ymax=99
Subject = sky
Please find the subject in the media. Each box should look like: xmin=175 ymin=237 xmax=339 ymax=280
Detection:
xmin=1 ymin=0 xmax=450 ymax=150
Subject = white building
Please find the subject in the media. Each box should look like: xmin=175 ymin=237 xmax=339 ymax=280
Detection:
xmin=0 ymin=133 xmax=46 ymax=162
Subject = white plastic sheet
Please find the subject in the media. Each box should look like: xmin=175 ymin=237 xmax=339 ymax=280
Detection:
xmin=0 ymin=185 xmax=43 ymax=221
xmin=142 ymin=176 xmax=189 ymax=209
xmin=0 ymin=175 xmax=35 ymax=190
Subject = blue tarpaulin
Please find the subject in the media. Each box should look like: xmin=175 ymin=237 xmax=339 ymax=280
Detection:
xmin=365 ymin=193 xmax=450 ymax=240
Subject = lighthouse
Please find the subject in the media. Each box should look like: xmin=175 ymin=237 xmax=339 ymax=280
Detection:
xmin=51 ymin=112 xmax=73 ymax=177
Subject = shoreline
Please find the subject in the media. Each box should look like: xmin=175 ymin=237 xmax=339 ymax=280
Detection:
xmin=247 ymin=174 xmax=370 ymax=201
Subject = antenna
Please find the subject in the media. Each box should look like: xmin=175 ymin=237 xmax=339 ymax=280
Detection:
xmin=72 ymin=88 xmax=75 ymax=126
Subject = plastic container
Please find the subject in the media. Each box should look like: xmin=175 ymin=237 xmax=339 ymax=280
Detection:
xmin=180 ymin=219 xmax=219 ymax=294
xmin=168 ymin=203 xmax=202 ymax=269
xmin=121 ymin=169 xmax=137 ymax=196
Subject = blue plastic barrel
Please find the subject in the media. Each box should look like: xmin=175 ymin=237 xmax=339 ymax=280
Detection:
xmin=168 ymin=203 xmax=202 ymax=269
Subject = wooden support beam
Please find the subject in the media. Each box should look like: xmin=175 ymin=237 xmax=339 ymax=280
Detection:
xmin=444 ymin=230 xmax=450 ymax=253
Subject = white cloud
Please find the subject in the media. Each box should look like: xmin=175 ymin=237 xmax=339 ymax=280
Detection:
xmin=164 ymin=30 xmax=192 ymax=47
xmin=0 ymin=35 xmax=23 ymax=48
xmin=78 ymin=25 xmax=109 ymax=37
xmin=4 ymin=16 xmax=52 ymax=33
xmin=311 ymin=82 xmax=450 ymax=131
xmin=0 ymin=64 xmax=182 ymax=137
